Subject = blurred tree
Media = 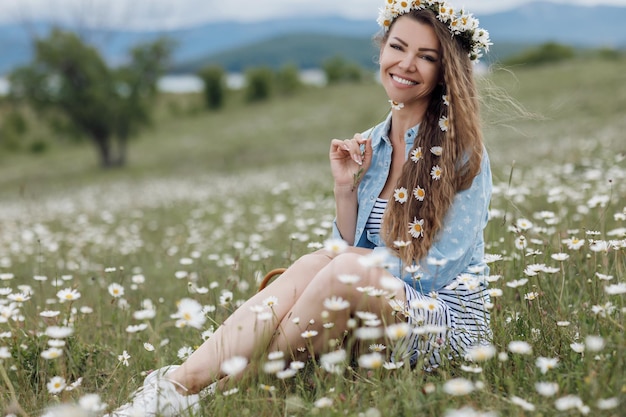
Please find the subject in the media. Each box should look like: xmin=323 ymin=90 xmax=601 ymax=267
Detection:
xmin=245 ymin=67 xmax=274 ymax=102
xmin=9 ymin=29 xmax=173 ymax=167
xmin=322 ymin=56 xmax=363 ymax=84
xmin=198 ymin=65 xmax=226 ymax=110
xmin=275 ymin=63 xmax=302 ymax=96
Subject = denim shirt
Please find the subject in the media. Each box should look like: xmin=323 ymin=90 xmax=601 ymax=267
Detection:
xmin=332 ymin=113 xmax=492 ymax=293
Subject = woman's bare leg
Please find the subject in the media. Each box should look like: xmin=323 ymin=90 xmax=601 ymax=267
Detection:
xmin=167 ymin=249 xmax=404 ymax=394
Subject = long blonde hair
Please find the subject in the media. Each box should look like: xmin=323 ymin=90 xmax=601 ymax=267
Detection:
xmin=379 ymin=9 xmax=484 ymax=265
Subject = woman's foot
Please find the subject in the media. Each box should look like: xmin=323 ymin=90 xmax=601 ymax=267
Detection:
xmin=106 ymin=365 xmax=204 ymax=417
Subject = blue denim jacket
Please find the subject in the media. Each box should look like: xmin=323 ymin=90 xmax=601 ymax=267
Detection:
xmin=333 ymin=113 xmax=492 ymax=293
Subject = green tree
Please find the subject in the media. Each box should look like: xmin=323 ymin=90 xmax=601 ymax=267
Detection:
xmin=198 ymin=65 xmax=226 ymax=110
xmin=245 ymin=67 xmax=274 ymax=102
xmin=322 ymin=56 xmax=363 ymax=84
xmin=9 ymin=29 xmax=173 ymax=167
xmin=275 ymin=63 xmax=302 ymax=96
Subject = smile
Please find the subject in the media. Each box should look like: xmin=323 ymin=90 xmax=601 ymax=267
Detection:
xmin=391 ymin=74 xmax=417 ymax=86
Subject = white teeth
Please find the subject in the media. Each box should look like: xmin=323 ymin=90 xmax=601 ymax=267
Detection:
xmin=392 ymin=75 xmax=416 ymax=86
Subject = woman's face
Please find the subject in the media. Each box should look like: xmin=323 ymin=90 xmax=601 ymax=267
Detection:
xmin=379 ymin=16 xmax=442 ymax=109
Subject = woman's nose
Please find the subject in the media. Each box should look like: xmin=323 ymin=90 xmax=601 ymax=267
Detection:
xmin=398 ymin=54 xmax=417 ymax=71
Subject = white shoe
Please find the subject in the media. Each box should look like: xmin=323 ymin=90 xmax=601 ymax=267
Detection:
xmin=106 ymin=365 xmax=207 ymax=417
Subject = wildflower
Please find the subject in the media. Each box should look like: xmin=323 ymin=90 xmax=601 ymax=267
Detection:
xmin=486 ymin=288 xmax=502 ymax=298
xmin=56 ymin=288 xmax=81 ymax=302
xmin=394 ymin=187 xmax=408 ymax=203
xmin=430 ymin=165 xmax=442 ymax=180
xmin=384 ymin=323 xmax=409 ymax=340
xmin=511 ymin=396 xmax=535 ymax=412
xmin=355 ymin=327 xmax=384 ymax=340
xmin=172 ymin=298 xmax=206 ymax=329
xmin=300 ymin=330 xmax=318 ymax=339
xmin=7 ymin=292 xmax=30 ymax=302
xmin=0 ymin=346 xmax=10 ymax=359
xmin=125 ymin=323 xmax=148 ymax=333
xmin=585 ymin=335 xmax=605 ymax=352
xmin=570 ymin=342 xmax=585 ymax=353
xmin=442 ymin=378 xmax=474 ymax=395
xmin=506 ymin=278 xmax=528 ymax=288
xmin=323 ymin=296 xmax=350 ymax=311
xmin=223 ymin=388 xmax=239 ymax=396
xmin=508 ymin=341 xmax=533 ymax=355
xmin=314 ymin=397 xmax=333 ymax=408
xmin=465 ymin=344 xmax=496 ymax=362
xmin=290 ymin=361 xmax=305 ymax=370
xmin=118 ymin=350 xmax=131 ymax=366
xmin=596 ymin=397 xmax=620 ymax=410
xmin=514 ymin=236 xmax=527 ymax=250
xmin=259 ymin=384 xmax=276 ymax=393
xmin=65 ymin=377 xmax=83 ymax=391
xmin=221 ymin=356 xmax=248 ymax=376
xmin=535 ymin=382 xmax=559 ymax=397
xmin=47 ymin=376 xmax=66 ymax=394
xmin=413 ymin=186 xmax=426 ymax=201
xmin=276 ymin=368 xmax=297 ymax=379
xmin=562 ymin=237 xmax=585 ymax=250
xmin=324 ymin=238 xmax=348 ymax=254
xmin=515 ymin=218 xmax=533 ymax=230
xmin=605 ymin=282 xmax=626 ymax=295
xmin=78 ymin=393 xmax=107 ymax=412
xmin=108 ymin=283 xmax=125 ymax=298
xmin=263 ymin=296 xmax=279 ymax=308
xmin=383 ymin=361 xmax=404 ymax=370
xmin=554 ymin=395 xmax=585 ymax=411
xmin=369 ymin=344 xmax=386 ymax=352
xmin=40 ymin=310 xmax=61 ymax=318
xmin=438 ymin=115 xmax=449 ymax=131
xmin=41 ymin=347 xmax=63 ymax=360
xmin=443 ymin=94 xmax=449 ymax=106
xmin=393 ymin=240 xmax=411 ymax=248
xmin=460 ymin=365 xmax=483 ymax=373
xmin=263 ymin=359 xmax=285 ymax=374
xmin=45 ymin=326 xmax=74 ymax=339
xmin=524 ymin=292 xmax=539 ymax=301
xmin=409 ymin=218 xmax=425 ymax=238
xmin=410 ymin=147 xmax=423 ymax=163
xmin=551 ymin=253 xmax=569 ymax=261
xmin=177 ymin=346 xmax=194 ymax=360
xmin=389 ymin=100 xmax=404 ymax=110
xmin=535 ymin=357 xmax=558 ymax=374
xmin=430 ymin=146 xmax=443 ymax=156
xmin=143 ymin=342 xmax=155 ymax=351
xmin=358 ymin=352 xmax=384 ymax=369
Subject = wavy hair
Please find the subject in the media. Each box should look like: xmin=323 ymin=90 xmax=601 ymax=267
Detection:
xmin=378 ymin=8 xmax=484 ymax=265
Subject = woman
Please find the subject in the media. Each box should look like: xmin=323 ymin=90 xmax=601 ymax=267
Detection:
xmin=107 ymin=1 xmax=493 ymax=415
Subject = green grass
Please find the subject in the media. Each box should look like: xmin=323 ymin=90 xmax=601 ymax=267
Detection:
xmin=0 ymin=56 xmax=625 ymax=416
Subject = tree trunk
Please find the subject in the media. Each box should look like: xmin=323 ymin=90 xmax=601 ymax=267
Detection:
xmin=113 ymin=134 xmax=128 ymax=167
xmin=92 ymin=133 xmax=113 ymax=168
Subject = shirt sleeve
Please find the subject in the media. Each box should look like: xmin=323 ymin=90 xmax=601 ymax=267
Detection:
xmin=412 ymin=151 xmax=492 ymax=293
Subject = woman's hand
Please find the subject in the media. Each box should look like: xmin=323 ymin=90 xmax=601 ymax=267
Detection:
xmin=329 ymin=133 xmax=373 ymax=190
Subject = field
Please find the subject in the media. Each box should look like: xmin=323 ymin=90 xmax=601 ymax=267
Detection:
xmin=1 ymin=57 xmax=625 ymax=416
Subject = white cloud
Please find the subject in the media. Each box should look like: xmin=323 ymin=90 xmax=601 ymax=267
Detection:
xmin=0 ymin=0 xmax=625 ymax=29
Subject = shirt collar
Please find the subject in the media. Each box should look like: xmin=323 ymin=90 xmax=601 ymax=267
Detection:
xmin=371 ymin=112 xmax=419 ymax=148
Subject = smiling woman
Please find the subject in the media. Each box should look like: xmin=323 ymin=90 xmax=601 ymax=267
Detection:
xmin=101 ymin=1 xmax=494 ymax=416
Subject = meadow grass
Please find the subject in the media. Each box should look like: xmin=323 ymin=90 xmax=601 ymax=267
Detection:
xmin=0 ymin=56 xmax=625 ymax=416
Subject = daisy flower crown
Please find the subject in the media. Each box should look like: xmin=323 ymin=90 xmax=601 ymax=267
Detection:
xmin=377 ymin=0 xmax=492 ymax=62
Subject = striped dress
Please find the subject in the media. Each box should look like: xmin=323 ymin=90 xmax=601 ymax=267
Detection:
xmin=364 ymin=198 xmax=492 ymax=368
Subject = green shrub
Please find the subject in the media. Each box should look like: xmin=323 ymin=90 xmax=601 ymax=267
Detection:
xmin=245 ymin=67 xmax=274 ymax=102
xmin=198 ymin=65 xmax=227 ymax=110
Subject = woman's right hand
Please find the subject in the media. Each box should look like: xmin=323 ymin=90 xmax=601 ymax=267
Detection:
xmin=329 ymin=133 xmax=373 ymax=189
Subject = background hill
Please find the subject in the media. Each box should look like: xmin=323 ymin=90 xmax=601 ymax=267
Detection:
xmin=1 ymin=1 xmax=626 ymax=74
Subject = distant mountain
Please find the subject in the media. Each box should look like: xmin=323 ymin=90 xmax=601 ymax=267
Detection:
xmin=1 ymin=1 xmax=625 ymax=75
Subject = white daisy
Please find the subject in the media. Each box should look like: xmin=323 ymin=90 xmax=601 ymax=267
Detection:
xmin=394 ymin=187 xmax=409 ymax=203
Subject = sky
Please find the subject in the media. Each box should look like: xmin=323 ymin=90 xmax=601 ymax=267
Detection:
xmin=1 ymin=0 xmax=626 ymax=30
